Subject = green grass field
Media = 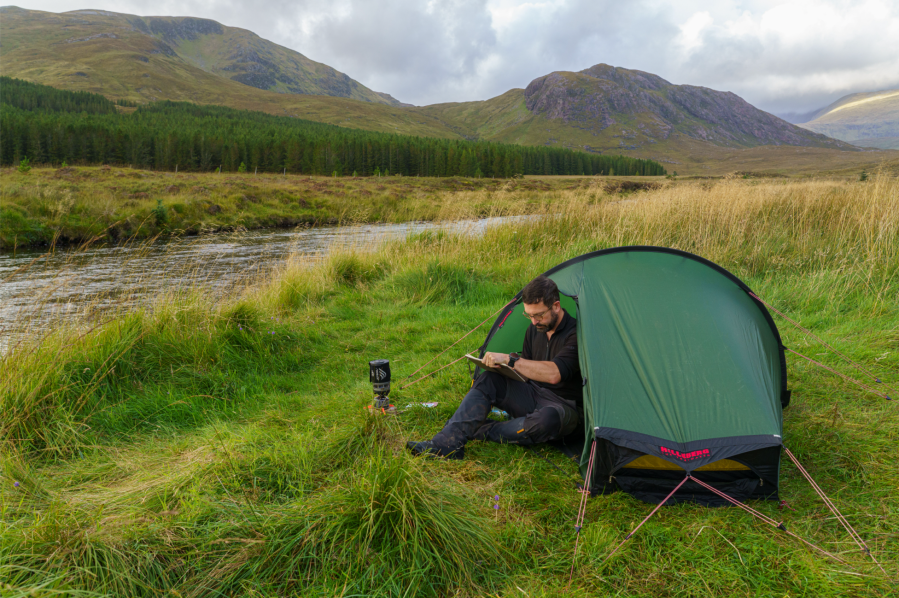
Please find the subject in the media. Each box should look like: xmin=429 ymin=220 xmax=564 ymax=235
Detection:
xmin=1 ymin=175 xmax=897 ymax=596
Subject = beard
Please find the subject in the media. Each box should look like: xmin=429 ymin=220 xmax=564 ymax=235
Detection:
xmin=535 ymin=310 xmax=559 ymax=332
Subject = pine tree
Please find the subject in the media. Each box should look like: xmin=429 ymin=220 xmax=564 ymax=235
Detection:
xmin=0 ymin=78 xmax=666 ymax=176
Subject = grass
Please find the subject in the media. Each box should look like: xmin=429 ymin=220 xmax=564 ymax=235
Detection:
xmin=1 ymin=174 xmax=898 ymax=596
xmin=0 ymin=167 xmax=654 ymax=250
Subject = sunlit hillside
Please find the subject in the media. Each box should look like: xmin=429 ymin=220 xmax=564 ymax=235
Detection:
xmin=800 ymin=89 xmax=899 ymax=150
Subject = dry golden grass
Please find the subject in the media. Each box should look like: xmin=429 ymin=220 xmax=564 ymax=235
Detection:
xmin=364 ymin=173 xmax=899 ymax=299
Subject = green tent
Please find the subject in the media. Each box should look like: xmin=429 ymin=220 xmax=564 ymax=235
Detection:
xmin=477 ymin=247 xmax=790 ymax=506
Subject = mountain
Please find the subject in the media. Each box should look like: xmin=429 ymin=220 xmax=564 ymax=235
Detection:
xmin=798 ymin=90 xmax=899 ymax=150
xmin=2 ymin=7 xmax=881 ymax=174
xmin=0 ymin=6 xmax=400 ymax=106
xmin=0 ymin=7 xmax=461 ymax=138
xmin=417 ymin=65 xmax=853 ymax=162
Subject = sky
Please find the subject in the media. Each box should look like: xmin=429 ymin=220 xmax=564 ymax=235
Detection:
xmin=11 ymin=0 xmax=899 ymax=117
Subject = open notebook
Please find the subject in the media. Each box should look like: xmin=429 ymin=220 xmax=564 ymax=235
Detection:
xmin=464 ymin=354 xmax=528 ymax=383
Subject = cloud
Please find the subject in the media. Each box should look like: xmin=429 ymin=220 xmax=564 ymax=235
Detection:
xmin=294 ymin=0 xmax=499 ymax=104
xmin=297 ymin=0 xmax=678 ymax=105
xmin=10 ymin=0 xmax=899 ymax=113
xmin=669 ymin=0 xmax=899 ymax=112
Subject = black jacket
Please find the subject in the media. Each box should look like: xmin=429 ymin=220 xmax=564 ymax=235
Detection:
xmin=522 ymin=309 xmax=582 ymax=406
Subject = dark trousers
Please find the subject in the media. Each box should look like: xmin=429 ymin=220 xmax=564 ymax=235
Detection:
xmin=431 ymin=371 xmax=580 ymax=450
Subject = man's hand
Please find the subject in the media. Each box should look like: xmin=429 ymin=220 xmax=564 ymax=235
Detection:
xmin=482 ymin=352 xmax=509 ymax=368
xmin=482 ymin=351 xmax=562 ymax=384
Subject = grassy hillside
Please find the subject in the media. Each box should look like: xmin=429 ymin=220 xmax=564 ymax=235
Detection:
xmin=2 ymin=175 xmax=897 ymax=596
xmin=417 ymin=89 xmax=533 ymax=141
xmin=800 ymin=90 xmax=899 ymax=150
xmin=0 ymin=7 xmax=398 ymax=105
xmin=417 ymin=65 xmax=856 ymax=166
xmin=141 ymin=16 xmax=400 ymax=104
xmin=418 ymin=91 xmax=899 ymax=176
xmin=0 ymin=7 xmax=457 ymax=138
xmin=418 ymin=89 xmax=720 ymax=167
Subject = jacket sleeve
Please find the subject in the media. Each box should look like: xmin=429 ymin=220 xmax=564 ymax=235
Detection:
xmin=551 ymin=330 xmax=579 ymax=382
xmin=521 ymin=325 xmax=533 ymax=360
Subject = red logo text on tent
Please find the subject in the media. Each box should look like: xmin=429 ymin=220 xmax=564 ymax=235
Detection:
xmin=660 ymin=446 xmax=710 ymax=461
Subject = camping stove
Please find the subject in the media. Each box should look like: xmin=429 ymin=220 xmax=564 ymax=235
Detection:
xmin=369 ymin=359 xmax=391 ymax=410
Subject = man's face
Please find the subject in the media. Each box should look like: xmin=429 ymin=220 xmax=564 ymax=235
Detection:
xmin=523 ymin=300 xmax=560 ymax=332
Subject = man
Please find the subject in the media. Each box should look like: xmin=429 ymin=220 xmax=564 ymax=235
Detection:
xmin=406 ymin=275 xmax=581 ymax=459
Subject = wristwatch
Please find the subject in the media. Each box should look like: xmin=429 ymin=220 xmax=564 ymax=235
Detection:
xmin=508 ymin=353 xmax=521 ymax=368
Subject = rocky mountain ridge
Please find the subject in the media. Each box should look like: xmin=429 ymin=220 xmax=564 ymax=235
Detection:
xmin=522 ymin=64 xmax=849 ymax=149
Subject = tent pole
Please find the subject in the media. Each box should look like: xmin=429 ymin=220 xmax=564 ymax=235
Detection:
xmin=567 ymin=439 xmax=597 ymax=588
xmin=784 ymin=447 xmax=889 ymax=577
xmin=601 ymin=475 xmax=689 ymax=564
xmin=688 ymin=476 xmax=849 ymax=565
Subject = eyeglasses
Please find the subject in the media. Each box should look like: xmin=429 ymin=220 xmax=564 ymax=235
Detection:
xmin=522 ymin=308 xmax=551 ymax=321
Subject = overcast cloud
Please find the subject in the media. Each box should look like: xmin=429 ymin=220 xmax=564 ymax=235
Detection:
xmin=10 ymin=0 xmax=899 ymax=115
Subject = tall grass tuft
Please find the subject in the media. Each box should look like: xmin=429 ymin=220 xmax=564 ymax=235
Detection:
xmin=216 ymin=447 xmax=504 ymax=596
xmin=306 ymin=447 xmax=502 ymax=588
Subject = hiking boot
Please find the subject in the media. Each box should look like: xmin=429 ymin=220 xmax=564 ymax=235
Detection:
xmin=405 ymin=440 xmax=465 ymax=460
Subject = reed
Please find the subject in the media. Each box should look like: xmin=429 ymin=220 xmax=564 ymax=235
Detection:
xmin=1 ymin=173 xmax=896 ymax=596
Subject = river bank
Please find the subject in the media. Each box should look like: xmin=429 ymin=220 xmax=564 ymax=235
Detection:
xmin=2 ymin=176 xmax=896 ymax=596
xmin=0 ymin=217 xmax=529 ymax=351
xmin=0 ymin=167 xmax=665 ymax=251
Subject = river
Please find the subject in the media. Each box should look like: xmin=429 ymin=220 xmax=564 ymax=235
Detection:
xmin=0 ymin=217 xmax=520 ymax=351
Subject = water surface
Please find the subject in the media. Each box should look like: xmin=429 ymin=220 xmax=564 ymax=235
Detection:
xmin=0 ymin=218 xmax=518 ymax=350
